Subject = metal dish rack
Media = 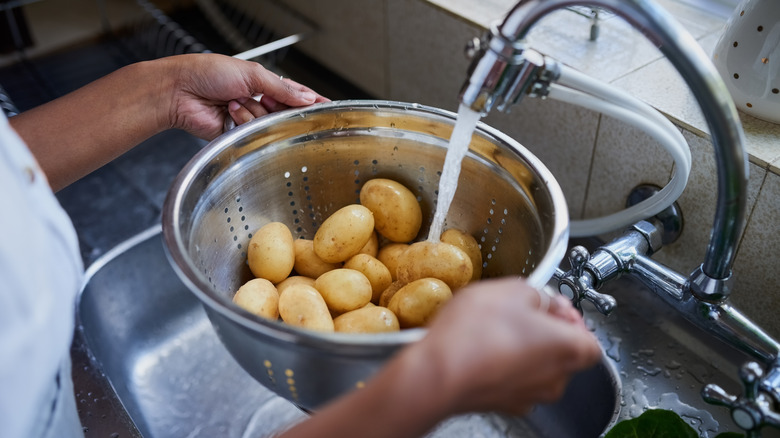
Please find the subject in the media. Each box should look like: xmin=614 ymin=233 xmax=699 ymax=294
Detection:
xmin=106 ymin=0 xmax=316 ymax=63
xmin=0 ymin=0 xmax=317 ymax=114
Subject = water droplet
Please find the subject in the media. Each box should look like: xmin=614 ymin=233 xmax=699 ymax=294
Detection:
xmin=657 ymin=393 xmax=719 ymax=437
xmin=637 ymin=365 xmax=662 ymax=376
xmin=687 ymin=364 xmax=710 ymax=384
xmin=605 ymin=336 xmax=622 ymax=362
xmin=665 ymin=360 xmax=682 ymax=370
xmin=623 ymin=379 xmax=650 ymax=419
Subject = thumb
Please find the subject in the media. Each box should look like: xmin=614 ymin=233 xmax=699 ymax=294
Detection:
xmin=253 ymin=69 xmax=319 ymax=107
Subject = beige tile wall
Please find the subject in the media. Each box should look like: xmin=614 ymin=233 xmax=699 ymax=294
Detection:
xmin=225 ymin=0 xmax=388 ymax=96
xmin=484 ymin=99 xmax=601 ymax=220
xmin=282 ymin=0 xmax=780 ymax=337
xmin=731 ymin=171 xmax=780 ymax=336
xmin=647 ymin=131 xmax=765 ymax=274
xmin=285 ymin=0 xmax=388 ymax=97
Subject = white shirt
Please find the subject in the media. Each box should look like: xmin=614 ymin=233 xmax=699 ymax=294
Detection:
xmin=0 ymin=113 xmax=84 ymax=437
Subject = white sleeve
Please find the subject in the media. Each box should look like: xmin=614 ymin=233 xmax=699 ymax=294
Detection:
xmin=0 ymin=113 xmax=84 ymax=438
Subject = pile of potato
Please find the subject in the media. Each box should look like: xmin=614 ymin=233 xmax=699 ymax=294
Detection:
xmin=232 ymin=178 xmax=483 ymax=334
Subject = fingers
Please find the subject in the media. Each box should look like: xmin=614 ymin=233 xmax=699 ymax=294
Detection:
xmin=226 ymin=76 xmax=329 ymax=130
xmin=415 ymin=275 xmax=602 ymax=416
xmin=259 ymin=94 xmax=288 ymax=113
xmin=226 ymin=97 xmax=271 ymax=128
xmin=259 ymin=78 xmax=330 ymax=113
xmin=544 ymin=311 xmax=602 ymax=372
xmin=448 ymin=277 xmax=584 ymax=328
xmin=278 ymin=76 xmax=331 ymax=104
xmin=484 ymin=277 xmax=580 ymax=322
xmin=249 ymin=65 xmax=326 ymax=107
xmin=544 ymin=295 xmax=601 ymax=368
xmin=548 ymin=294 xmax=586 ymax=326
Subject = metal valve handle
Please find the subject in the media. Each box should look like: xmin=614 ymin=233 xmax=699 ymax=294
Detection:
xmin=702 ymin=362 xmax=780 ymax=437
xmin=554 ymin=246 xmax=617 ymax=315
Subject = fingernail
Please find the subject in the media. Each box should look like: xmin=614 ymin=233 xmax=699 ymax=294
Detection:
xmin=301 ymin=91 xmax=317 ymax=102
xmin=228 ymin=100 xmax=241 ymax=112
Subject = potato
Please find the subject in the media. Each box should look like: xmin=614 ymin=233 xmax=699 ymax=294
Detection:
xmin=276 ymin=275 xmax=316 ymax=296
xmin=278 ymin=284 xmax=334 ymax=332
xmin=378 ymin=281 xmax=406 ymax=308
xmin=440 ymin=228 xmax=483 ymax=282
xmin=334 ymin=306 xmax=400 ymax=333
xmin=293 ymin=238 xmax=341 ymax=278
xmin=388 ymin=278 xmax=452 ymax=328
xmin=315 ymin=268 xmax=373 ymax=314
xmin=344 ymin=253 xmax=393 ymax=304
xmin=232 ymin=278 xmax=279 ymax=320
xmin=313 ymin=205 xmax=375 ymax=263
xmin=376 ymin=243 xmax=409 ymax=281
xmin=247 ymin=222 xmax=295 ymax=284
xmin=396 ymin=241 xmax=472 ymax=290
xmin=357 ymin=231 xmax=379 ymax=258
xmin=359 ymin=178 xmax=422 ymax=242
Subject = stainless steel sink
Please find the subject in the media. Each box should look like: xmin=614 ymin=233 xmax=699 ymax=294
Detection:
xmin=76 ymin=226 xmax=775 ymax=437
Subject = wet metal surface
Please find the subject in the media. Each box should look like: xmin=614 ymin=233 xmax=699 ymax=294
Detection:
xmin=76 ymin=227 xmax=780 ymax=437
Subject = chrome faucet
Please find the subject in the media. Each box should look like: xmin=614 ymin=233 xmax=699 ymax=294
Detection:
xmin=459 ymin=0 xmax=780 ymax=435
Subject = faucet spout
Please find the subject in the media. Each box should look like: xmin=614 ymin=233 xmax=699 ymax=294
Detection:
xmin=460 ymin=0 xmax=748 ymax=300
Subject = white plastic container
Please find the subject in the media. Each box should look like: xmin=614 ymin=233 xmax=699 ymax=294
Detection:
xmin=712 ymin=0 xmax=780 ymax=124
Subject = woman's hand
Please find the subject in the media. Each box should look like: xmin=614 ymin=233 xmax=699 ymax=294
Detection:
xmin=408 ymin=277 xmax=601 ymax=417
xmin=278 ymin=277 xmax=601 ymax=438
xmin=162 ymin=53 xmax=329 ymax=140
xmin=12 ymin=53 xmax=328 ymax=190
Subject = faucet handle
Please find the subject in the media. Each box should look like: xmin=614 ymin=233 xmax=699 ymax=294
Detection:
xmin=701 ymin=362 xmax=780 ymax=436
xmin=701 ymin=383 xmax=737 ymax=407
xmin=554 ymin=246 xmax=617 ymax=315
xmin=581 ymin=286 xmax=618 ymax=316
xmin=567 ymin=246 xmax=589 ymax=277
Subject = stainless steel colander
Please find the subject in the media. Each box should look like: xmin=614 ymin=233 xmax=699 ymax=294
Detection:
xmin=162 ymin=100 xmax=569 ymax=410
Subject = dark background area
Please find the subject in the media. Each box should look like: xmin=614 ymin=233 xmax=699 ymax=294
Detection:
xmin=0 ymin=0 xmax=371 ymax=266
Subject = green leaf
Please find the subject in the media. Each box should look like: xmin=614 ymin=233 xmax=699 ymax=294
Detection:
xmin=605 ymin=409 xmax=699 ymax=438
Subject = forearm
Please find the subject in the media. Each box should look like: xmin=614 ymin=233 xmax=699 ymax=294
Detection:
xmin=279 ymin=345 xmax=452 ymax=438
xmin=10 ymin=60 xmax=174 ymax=191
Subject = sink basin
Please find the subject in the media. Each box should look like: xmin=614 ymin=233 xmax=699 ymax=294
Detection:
xmin=77 ymin=226 xmax=620 ymax=437
xmin=77 ymin=226 xmax=780 ymax=437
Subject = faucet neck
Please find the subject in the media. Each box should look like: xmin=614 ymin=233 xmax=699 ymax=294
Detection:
xmin=468 ymin=0 xmax=748 ymax=285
